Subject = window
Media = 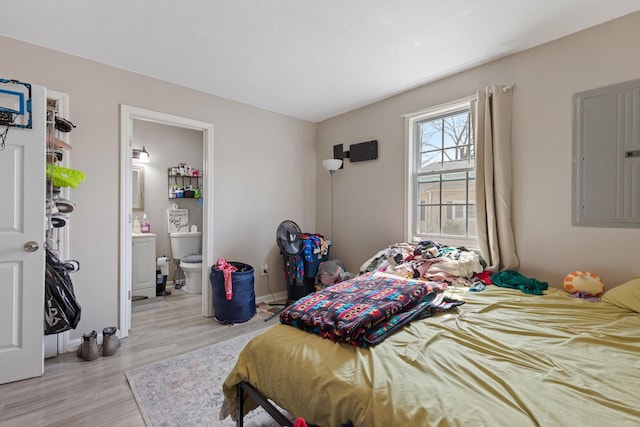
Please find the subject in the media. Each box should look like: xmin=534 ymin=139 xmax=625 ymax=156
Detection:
xmin=405 ymin=99 xmax=477 ymax=246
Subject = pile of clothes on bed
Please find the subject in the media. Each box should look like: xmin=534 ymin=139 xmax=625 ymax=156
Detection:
xmin=279 ymin=241 xmax=551 ymax=347
xmin=280 ymin=241 xmax=478 ymax=347
xmin=359 ymin=240 xmax=549 ymax=294
xmin=359 ymin=240 xmax=489 ymax=287
xmin=280 ymin=270 xmax=464 ymax=347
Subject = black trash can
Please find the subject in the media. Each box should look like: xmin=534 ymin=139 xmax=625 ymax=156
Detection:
xmin=156 ymin=270 xmax=171 ymax=296
xmin=210 ymin=262 xmax=256 ymax=324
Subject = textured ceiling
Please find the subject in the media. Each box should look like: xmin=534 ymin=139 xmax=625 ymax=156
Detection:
xmin=1 ymin=1 xmax=639 ymax=122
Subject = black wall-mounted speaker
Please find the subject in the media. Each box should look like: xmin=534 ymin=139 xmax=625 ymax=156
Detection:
xmin=349 ymin=140 xmax=378 ymax=162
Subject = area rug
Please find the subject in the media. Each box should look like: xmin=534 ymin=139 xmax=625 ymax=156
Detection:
xmin=125 ymin=326 xmax=291 ymax=426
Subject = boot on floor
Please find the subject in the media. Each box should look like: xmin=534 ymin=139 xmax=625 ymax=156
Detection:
xmin=102 ymin=326 xmax=121 ymax=356
xmin=77 ymin=330 xmax=99 ymax=361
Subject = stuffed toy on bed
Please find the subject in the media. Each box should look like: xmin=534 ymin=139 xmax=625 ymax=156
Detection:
xmin=563 ymin=270 xmax=605 ymax=297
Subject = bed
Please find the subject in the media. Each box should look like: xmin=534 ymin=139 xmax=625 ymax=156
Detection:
xmin=220 ymin=257 xmax=640 ymax=425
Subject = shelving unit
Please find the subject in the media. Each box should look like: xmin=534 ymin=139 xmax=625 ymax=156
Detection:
xmin=168 ymin=165 xmax=202 ymax=199
xmin=44 ymin=95 xmax=76 ymax=358
xmin=45 ymin=99 xmax=74 ymax=254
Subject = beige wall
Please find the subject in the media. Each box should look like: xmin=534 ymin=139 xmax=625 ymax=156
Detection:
xmin=1 ymin=36 xmax=316 ymax=339
xmin=4 ymin=10 xmax=640 ymax=341
xmin=317 ymin=11 xmax=640 ymax=288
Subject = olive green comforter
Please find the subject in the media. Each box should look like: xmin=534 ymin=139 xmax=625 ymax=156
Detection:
xmin=222 ymin=286 xmax=640 ymax=426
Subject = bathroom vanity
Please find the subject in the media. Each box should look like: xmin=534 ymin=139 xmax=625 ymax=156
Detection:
xmin=132 ymin=233 xmax=157 ymax=299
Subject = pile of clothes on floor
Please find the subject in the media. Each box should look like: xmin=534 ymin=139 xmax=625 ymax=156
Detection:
xmin=315 ymin=259 xmax=355 ymax=291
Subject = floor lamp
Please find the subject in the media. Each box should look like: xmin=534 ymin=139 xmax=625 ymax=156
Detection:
xmin=322 ymin=159 xmax=342 ymax=247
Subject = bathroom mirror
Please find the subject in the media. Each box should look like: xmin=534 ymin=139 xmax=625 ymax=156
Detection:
xmin=132 ymin=166 xmax=145 ymax=211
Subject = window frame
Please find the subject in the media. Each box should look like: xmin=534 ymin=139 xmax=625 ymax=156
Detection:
xmin=446 ymin=201 xmax=466 ymax=221
xmin=404 ymin=97 xmax=479 ymax=249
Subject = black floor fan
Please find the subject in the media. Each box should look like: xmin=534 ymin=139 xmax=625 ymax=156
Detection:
xmin=265 ymin=220 xmax=303 ymax=321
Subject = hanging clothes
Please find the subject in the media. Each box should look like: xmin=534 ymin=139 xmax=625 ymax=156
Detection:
xmin=214 ymin=257 xmax=237 ymax=300
xmin=295 ymin=233 xmax=328 ymax=281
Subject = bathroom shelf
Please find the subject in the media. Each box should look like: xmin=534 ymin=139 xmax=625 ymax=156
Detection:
xmin=168 ymin=171 xmax=202 ymax=199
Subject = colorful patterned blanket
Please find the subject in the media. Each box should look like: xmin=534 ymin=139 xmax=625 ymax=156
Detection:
xmin=279 ymin=272 xmax=464 ymax=347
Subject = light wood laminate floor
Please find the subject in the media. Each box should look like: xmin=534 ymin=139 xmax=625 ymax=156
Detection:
xmin=1 ymin=289 xmax=277 ymax=426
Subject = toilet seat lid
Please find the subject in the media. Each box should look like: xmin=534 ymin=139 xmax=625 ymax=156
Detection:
xmin=181 ymin=254 xmax=202 ymax=263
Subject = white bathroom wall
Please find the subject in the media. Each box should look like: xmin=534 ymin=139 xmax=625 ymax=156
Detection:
xmin=133 ymin=120 xmax=203 ymax=282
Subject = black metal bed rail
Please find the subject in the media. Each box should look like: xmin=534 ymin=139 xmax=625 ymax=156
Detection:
xmin=236 ymin=381 xmax=294 ymax=427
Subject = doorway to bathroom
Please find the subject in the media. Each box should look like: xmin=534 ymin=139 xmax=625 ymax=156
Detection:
xmin=119 ymin=105 xmax=214 ymax=338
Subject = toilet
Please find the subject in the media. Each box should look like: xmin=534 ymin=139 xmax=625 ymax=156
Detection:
xmin=169 ymin=231 xmax=202 ymax=294
xmin=180 ymin=254 xmax=203 ymax=294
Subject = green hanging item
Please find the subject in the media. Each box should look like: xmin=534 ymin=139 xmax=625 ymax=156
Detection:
xmin=47 ymin=165 xmax=86 ymax=188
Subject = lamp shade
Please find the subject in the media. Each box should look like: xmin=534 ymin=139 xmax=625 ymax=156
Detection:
xmin=140 ymin=147 xmax=149 ymax=161
xmin=133 ymin=146 xmax=150 ymax=163
xmin=322 ymin=158 xmax=342 ymax=172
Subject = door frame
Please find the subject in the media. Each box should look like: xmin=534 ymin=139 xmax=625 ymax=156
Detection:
xmin=119 ymin=105 xmax=214 ymax=337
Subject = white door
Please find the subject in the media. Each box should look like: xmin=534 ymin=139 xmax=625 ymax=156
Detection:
xmin=0 ymin=85 xmax=46 ymax=384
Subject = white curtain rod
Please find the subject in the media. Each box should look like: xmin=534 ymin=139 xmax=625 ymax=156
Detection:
xmin=401 ymin=83 xmax=515 ymax=118
xmin=496 ymin=83 xmax=515 ymax=93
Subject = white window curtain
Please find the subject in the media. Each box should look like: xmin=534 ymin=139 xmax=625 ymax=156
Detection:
xmin=472 ymin=84 xmax=519 ymax=273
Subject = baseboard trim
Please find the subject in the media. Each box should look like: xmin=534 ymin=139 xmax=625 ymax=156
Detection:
xmin=59 ymin=291 xmax=288 ymax=355
xmin=255 ymin=291 xmax=287 ymax=305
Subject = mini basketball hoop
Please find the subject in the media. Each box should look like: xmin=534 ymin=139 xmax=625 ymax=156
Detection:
xmin=0 ymin=78 xmax=33 ymax=151
xmin=0 ymin=107 xmax=18 ymax=151
xmin=0 ymin=107 xmax=18 ymax=125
